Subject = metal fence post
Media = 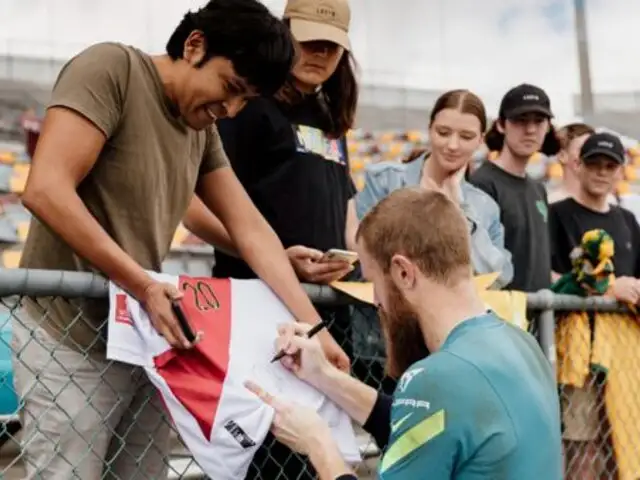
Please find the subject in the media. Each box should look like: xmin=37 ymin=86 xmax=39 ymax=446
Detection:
xmin=531 ymin=289 xmax=558 ymax=376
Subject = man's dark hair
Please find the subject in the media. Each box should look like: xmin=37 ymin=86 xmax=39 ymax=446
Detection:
xmin=166 ymin=0 xmax=296 ymax=96
xmin=484 ymin=118 xmax=561 ymax=156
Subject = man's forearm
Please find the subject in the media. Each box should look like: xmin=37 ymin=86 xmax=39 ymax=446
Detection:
xmin=316 ymin=365 xmax=378 ymax=426
xmin=234 ymin=217 xmax=321 ymax=325
xmin=196 ymin=169 xmax=320 ymax=326
xmin=183 ymin=196 xmax=239 ymax=257
xmin=23 ymin=188 xmax=153 ymax=299
xmin=307 ymin=432 xmax=353 ymax=480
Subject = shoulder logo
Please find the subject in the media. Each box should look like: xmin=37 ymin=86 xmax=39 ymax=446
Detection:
xmin=398 ymin=367 xmax=424 ymax=393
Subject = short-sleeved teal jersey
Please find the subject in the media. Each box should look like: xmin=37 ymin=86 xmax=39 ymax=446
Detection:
xmin=379 ymin=312 xmax=562 ymax=480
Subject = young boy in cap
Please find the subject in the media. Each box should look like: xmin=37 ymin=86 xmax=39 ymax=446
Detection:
xmin=548 ymin=131 xmax=640 ymax=479
xmin=549 ymin=131 xmax=640 ymax=288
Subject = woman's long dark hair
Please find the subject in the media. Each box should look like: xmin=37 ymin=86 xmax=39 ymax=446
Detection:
xmin=321 ymin=53 xmax=359 ymax=138
xmin=275 ymin=20 xmax=359 ymax=139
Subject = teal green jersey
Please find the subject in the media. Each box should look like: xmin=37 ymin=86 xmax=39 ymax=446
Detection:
xmin=379 ymin=312 xmax=562 ymax=479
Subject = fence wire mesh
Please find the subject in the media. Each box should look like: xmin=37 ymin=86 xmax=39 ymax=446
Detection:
xmin=554 ymin=308 xmax=640 ymax=480
xmin=0 ymin=268 xmax=637 ymax=479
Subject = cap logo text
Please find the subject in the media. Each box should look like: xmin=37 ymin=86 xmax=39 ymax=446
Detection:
xmin=598 ymin=141 xmax=614 ymax=148
xmin=316 ymin=7 xmax=336 ymax=18
xmin=523 ymin=94 xmax=539 ymax=101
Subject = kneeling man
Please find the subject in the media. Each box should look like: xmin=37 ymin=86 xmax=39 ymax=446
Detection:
xmin=248 ymin=187 xmax=562 ymax=480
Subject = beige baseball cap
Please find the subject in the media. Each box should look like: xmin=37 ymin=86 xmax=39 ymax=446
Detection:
xmin=284 ymin=0 xmax=351 ymax=51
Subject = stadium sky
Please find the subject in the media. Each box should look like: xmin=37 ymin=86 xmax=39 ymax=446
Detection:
xmin=0 ymin=0 xmax=637 ymax=119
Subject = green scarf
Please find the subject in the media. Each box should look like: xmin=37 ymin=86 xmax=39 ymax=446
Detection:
xmin=551 ymin=229 xmax=615 ymax=297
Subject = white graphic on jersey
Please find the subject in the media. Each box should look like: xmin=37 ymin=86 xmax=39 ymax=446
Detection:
xmin=397 ymin=367 xmax=424 ymax=394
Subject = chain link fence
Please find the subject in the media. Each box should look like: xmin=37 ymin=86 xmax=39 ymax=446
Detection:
xmin=0 ymin=268 xmax=637 ymax=478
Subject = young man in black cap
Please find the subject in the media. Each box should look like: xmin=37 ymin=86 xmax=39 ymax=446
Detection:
xmin=549 ymin=131 xmax=640 ymax=287
xmin=548 ymin=131 xmax=640 ymax=479
xmin=470 ymin=84 xmax=560 ymax=292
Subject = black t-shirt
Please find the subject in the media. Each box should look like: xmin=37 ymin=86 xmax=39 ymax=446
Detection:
xmin=470 ymin=161 xmax=551 ymax=292
xmin=213 ymin=95 xmax=356 ymax=279
xmin=549 ymin=198 xmax=640 ymax=277
xmin=215 ymin=96 xmax=357 ymax=480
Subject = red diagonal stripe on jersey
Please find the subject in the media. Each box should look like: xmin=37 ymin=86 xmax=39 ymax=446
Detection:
xmin=153 ymin=277 xmax=232 ymax=441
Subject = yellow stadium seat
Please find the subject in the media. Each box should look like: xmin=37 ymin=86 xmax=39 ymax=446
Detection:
xmin=171 ymin=224 xmax=189 ymax=248
xmin=354 ymin=175 xmax=365 ymax=191
xmin=548 ymin=162 xmax=563 ymax=179
xmin=0 ymin=152 xmax=15 ymax=165
xmin=632 ymin=155 xmax=640 ymax=167
xmin=17 ymin=222 xmax=30 ymax=242
xmin=629 ymin=146 xmax=640 ymax=157
xmin=406 ymin=130 xmax=425 ymax=143
xmin=529 ymin=152 xmax=542 ymax=163
xmin=13 ymin=164 xmax=30 ymax=176
xmin=350 ymin=158 xmax=366 ymax=173
xmin=382 ymin=150 xmax=400 ymax=161
xmin=617 ymin=181 xmax=630 ymax=195
xmin=10 ymin=164 xmax=30 ymax=194
xmin=624 ymin=165 xmax=637 ymax=181
xmin=360 ymin=155 xmax=373 ymax=166
xmin=379 ymin=132 xmax=396 ymax=143
xmin=2 ymin=250 xmax=22 ymax=268
xmin=347 ymin=141 xmax=359 ymax=154
xmin=488 ymin=151 xmax=499 ymax=161
xmin=388 ymin=142 xmax=406 ymax=156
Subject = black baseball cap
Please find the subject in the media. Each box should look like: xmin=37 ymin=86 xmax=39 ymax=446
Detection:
xmin=580 ymin=132 xmax=626 ymax=165
xmin=499 ymin=83 xmax=553 ymax=119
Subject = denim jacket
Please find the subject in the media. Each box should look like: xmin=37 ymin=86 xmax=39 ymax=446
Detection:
xmin=355 ymin=153 xmax=514 ymax=288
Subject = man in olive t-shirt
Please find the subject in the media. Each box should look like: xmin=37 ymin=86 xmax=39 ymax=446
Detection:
xmin=12 ymin=2 xmax=348 ymax=479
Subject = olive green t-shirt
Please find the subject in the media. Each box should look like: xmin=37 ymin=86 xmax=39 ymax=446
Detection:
xmin=19 ymin=42 xmax=229 ymax=353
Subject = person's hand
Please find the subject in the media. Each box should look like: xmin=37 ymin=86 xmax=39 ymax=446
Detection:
xmin=317 ymin=328 xmax=351 ymax=373
xmin=244 ymin=380 xmax=333 ymax=455
xmin=420 ymin=169 xmax=464 ymax=203
xmin=287 ymin=245 xmax=353 ymax=284
xmin=609 ymin=276 xmax=640 ymax=305
xmin=275 ymin=322 xmax=336 ymax=386
xmin=419 ymin=175 xmax=441 ymax=192
xmin=140 ymin=281 xmax=200 ymax=349
xmin=441 ymin=170 xmax=464 ymax=203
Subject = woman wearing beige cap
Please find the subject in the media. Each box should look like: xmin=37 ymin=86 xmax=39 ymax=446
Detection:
xmin=184 ymin=0 xmax=360 ymax=478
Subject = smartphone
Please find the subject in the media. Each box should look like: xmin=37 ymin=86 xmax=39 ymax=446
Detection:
xmin=171 ymin=301 xmax=197 ymax=344
xmin=321 ymin=248 xmax=359 ymax=265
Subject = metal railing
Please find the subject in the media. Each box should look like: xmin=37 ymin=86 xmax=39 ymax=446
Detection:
xmin=0 ymin=268 xmax=637 ymax=479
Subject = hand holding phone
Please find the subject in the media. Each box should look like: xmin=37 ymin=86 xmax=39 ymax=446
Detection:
xmin=287 ymin=245 xmax=355 ymax=284
xmin=320 ymin=249 xmax=359 ymax=265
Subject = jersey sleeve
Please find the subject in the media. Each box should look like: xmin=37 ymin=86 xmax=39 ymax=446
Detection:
xmin=48 ymin=42 xmax=130 ymax=138
xmin=379 ymin=359 xmax=458 ymax=479
xmin=199 ymin=126 xmax=231 ymax=177
xmin=379 ymin=354 xmax=514 ymax=479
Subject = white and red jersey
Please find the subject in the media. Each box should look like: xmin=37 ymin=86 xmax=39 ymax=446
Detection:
xmin=107 ymin=273 xmax=360 ymax=480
